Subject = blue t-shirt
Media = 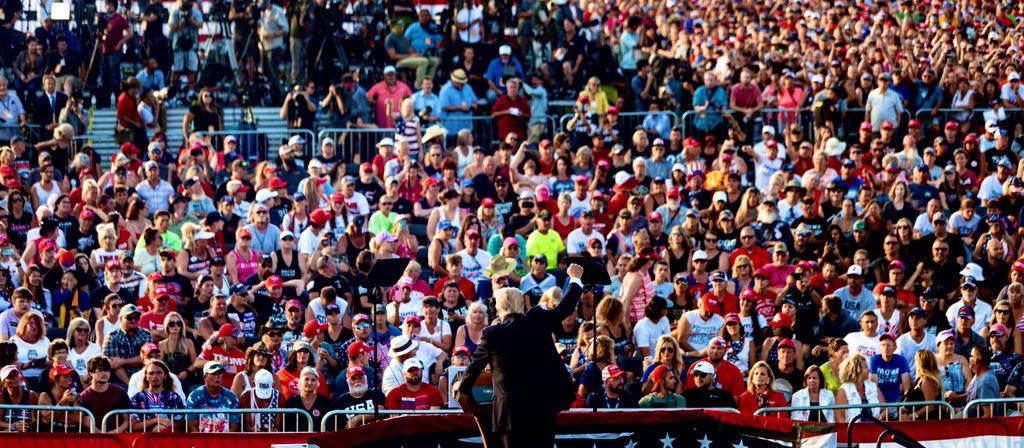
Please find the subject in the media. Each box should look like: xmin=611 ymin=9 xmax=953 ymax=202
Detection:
xmin=868 ymin=354 xmax=909 ymax=403
xmin=186 ymin=386 xmax=240 ymax=432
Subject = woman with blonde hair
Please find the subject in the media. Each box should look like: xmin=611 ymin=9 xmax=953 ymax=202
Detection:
xmin=578 ymin=76 xmax=609 ymax=116
xmin=254 ymin=161 xmax=277 ymax=191
xmin=539 ymin=287 xmax=564 ymax=310
xmin=65 ymin=317 xmax=100 ymax=380
xmin=900 ymin=350 xmax=947 ymax=421
xmin=176 ymin=222 xmax=216 ymax=281
xmin=640 ymin=335 xmax=684 ymax=394
xmin=791 ymin=365 xmax=835 ymax=422
xmin=577 ymin=334 xmax=616 ymax=400
xmin=834 ymin=354 xmax=884 ymax=422
xmin=737 ymin=361 xmax=787 ymax=416
xmin=981 ymin=299 xmax=1023 ymax=353
xmin=395 ymin=97 xmax=423 ymax=155
xmin=90 ymin=223 xmax=123 ymax=272
xmin=734 ymin=188 xmax=763 ymax=228
xmin=158 ymin=312 xmax=197 ymax=384
xmin=569 ymin=322 xmax=595 ymax=377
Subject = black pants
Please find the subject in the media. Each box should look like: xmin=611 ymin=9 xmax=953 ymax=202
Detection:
xmin=500 ymin=426 xmax=556 ymax=448
xmin=499 ymin=419 xmax=557 ymax=448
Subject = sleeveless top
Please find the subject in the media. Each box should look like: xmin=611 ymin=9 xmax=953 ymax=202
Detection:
xmin=164 ymin=350 xmax=192 ymax=375
xmin=725 ymin=338 xmax=752 ymax=374
xmin=343 ymin=232 xmax=370 ymax=265
xmin=247 ymin=388 xmax=281 ymax=432
xmin=941 ymin=359 xmax=966 ymax=393
xmin=274 ymin=250 xmax=302 ymax=282
xmin=33 ymin=180 xmax=60 ymax=207
xmin=951 ymin=89 xmax=974 ymax=122
xmin=455 ymin=146 xmax=475 ymax=176
xmin=232 ymin=248 xmax=259 ymax=284
xmin=703 ymin=249 xmax=724 ymax=272
xmin=625 ymin=271 xmax=655 ymax=324
xmin=839 ymin=381 xmax=882 ymax=418
xmin=667 ymin=250 xmax=688 ymax=277
xmin=100 ymin=315 xmax=118 ymax=344
xmin=766 ymin=338 xmax=781 ymax=363
xmin=1 ymin=387 xmax=31 ymax=426
xmin=601 ymin=322 xmax=634 ymax=358
xmin=185 ymin=248 xmax=212 ymax=276
xmin=458 ymin=324 xmax=480 ymax=354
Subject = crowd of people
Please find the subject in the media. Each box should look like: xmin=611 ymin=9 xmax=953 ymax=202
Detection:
xmin=1 ymin=0 xmax=1024 ymax=435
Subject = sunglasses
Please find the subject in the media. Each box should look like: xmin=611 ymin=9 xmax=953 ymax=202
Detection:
xmin=355 ymin=323 xmax=372 ymax=330
xmin=125 ymin=316 xmax=140 ymax=322
xmin=267 ymin=331 xmax=283 ymax=337
xmin=693 ymin=371 xmax=711 ymax=379
xmin=167 ymin=321 xmax=183 ymax=327
xmin=256 ymin=210 xmax=269 ymax=215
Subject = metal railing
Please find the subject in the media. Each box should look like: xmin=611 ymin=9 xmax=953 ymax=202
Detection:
xmin=753 ymin=400 xmax=954 ymax=422
xmin=0 ymin=404 xmax=95 ymax=433
xmin=559 ymin=111 xmax=679 ymax=135
xmin=318 ymin=127 xmax=396 ymax=165
xmin=0 ymin=124 xmax=43 ymax=146
xmin=962 ymin=397 xmax=1024 ymax=418
xmin=196 ymin=128 xmax=316 ymax=163
xmin=915 ymin=107 xmax=1024 ymax=128
xmin=102 ymin=408 xmax=314 ymax=433
xmin=320 ymin=408 xmax=462 ymax=432
xmin=677 ymin=107 xmax=897 ymax=143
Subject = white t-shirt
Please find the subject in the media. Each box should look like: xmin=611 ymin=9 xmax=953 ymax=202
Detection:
xmin=387 ymin=296 xmax=424 ymax=323
xmin=843 ymin=332 xmax=881 ymax=359
xmin=633 ymin=317 xmax=670 ymax=352
xmin=12 ymin=336 xmax=51 ymax=379
xmin=896 ymin=332 xmax=937 ymax=381
xmin=566 ymin=228 xmax=604 ymax=255
xmin=945 ymin=299 xmax=992 ymax=333
xmin=298 ymin=226 xmax=330 ymax=256
xmin=128 ymin=368 xmax=187 ymax=402
xmin=683 ymin=310 xmax=724 ymax=352
xmin=456 ymin=6 xmax=483 ymax=43
xmin=308 ymin=298 xmax=348 ymax=325
xmin=871 ymin=309 xmax=902 ymax=337
xmin=421 ymin=320 xmax=452 ymax=347
xmin=67 ymin=342 xmax=102 ymax=378
xmin=978 ymin=174 xmax=1007 ymax=202
xmin=458 ymin=249 xmax=492 ymax=283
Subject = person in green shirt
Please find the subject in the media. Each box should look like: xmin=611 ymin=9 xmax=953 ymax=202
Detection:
xmin=368 ymin=195 xmax=400 ymax=235
xmin=638 ymin=364 xmax=687 ymax=409
xmin=524 ymin=210 xmax=565 ymax=271
xmin=820 ymin=339 xmax=849 ymax=394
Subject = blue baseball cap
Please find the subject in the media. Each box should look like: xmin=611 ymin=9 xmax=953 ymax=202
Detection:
xmin=438 ymin=220 xmax=455 ymax=231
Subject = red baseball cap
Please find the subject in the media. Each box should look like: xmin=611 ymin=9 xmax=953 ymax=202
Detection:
xmin=648 ymin=212 xmax=663 ymax=223
xmin=859 ymin=122 xmax=873 ymax=131
xmin=331 ymin=191 xmax=346 ymax=203
xmin=216 ymin=324 xmax=241 ymax=340
xmin=310 ymin=208 xmax=332 ymax=227
xmin=908 ymin=119 xmax=921 ymax=129
xmin=881 ymin=121 xmax=894 ymax=130
xmin=701 ymin=295 xmax=719 ymax=313
xmin=303 ymin=320 xmax=328 ymax=338
xmin=360 ymin=162 xmax=373 ymax=172
xmin=120 ymin=142 xmax=140 ymax=155
xmin=104 ymin=259 xmax=122 ymax=271
xmin=49 ymin=364 xmax=74 ymax=380
xmin=453 ymin=345 xmax=472 ymax=357
xmin=769 ymin=313 xmax=793 ymax=328
xmin=347 ymin=340 xmax=372 ymax=358
xmin=268 ymin=177 xmax=289 ymax=189
xmin=285 ymin=299 xmax=303 ymax=311
xmin=778 ymin=338 xmax=796 ymax=349
xmin=945 ymin=120 xmax=959 ymax=130
xmin=265 ymin=275 xmax=284 ymax=288
xmin=38 ymin=239 xmax=57 ymax=252
xmin=1013 ymin=259 xmax=1024 ymax=273
xmin=481 ymin=198 xmax=496 ymax=207
xmin=404 ymin=315 xmax=422 ymax=325
xmin=346 ymin=365 xmax=366 ymax=378
xmin=739 ymin=288 xmax=756 ymax=301
xmin=140 ymin=342 xmax=160 ymax=357
xmin=57 ymin=250 xmax=75 ymax=267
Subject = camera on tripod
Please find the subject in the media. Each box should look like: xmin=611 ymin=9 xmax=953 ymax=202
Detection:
xmin=207 ymin=0 xmax=230 ymax=22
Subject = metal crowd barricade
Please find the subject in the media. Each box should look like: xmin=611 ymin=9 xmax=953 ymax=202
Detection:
xmin=915 ymin=107 xmax=1024 ymax=129
xmin=102 ymin=408 xmax=314 ymax=433
xmin=0 ymin=124 xmax=42 ymax=146
xmin=962 ymin=397 xmax=1024 ymax=418
xmin=557 ymin=111 xmax=679 ymax=136
xmin=320 ymin=409 xmax=463 ymax=432
xmin=196 ymin=128 xmax=317 ymax=163
xmin=318 ymin=128 xmax=396 ymax=165
xmin=0 ymin=404 xmax=96 ymax=433
xmin=753 ymin=400 xmax=954 ymax=422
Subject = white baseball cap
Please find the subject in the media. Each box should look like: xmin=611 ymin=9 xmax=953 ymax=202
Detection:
xmin=383 ymin=66 xmax=397 ymax=75
xmin=253 ymin=369 xmax=274 ymax=399
xmin=403 ymin=358 xmax=424 ymax=372
xmin=692 ymin=361 xmax=715 ymax=375
xmin=195 ymin=230 xmax=215 ymax=240
xmin=847 ymin=265 xmax=864 ymax=276
xmin=692 ymin=250 xmax=708 ymax=261
xmin=255 ymin=189 xmax=279 ymax=204
xmin=288 ymin=135 xmax=305 ymax=146
xmin=762 ymin=125 xmax=776 ymax=135
xmin=959 ymin=263 xmax=985 ymax=281
xmin=499 ymin=45 xmax=512 ymax=55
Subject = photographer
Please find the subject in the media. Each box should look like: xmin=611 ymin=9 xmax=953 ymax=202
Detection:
xmin=286 ymin=0 xmax=313 ymax=85
xmin=169 ymin=0 xmax=204 ymax=90
xmin=229 ymin=0 xmax=260 ymax=83
xmin=258 ymin=0 xmax=289 ymax=82
xmin=321 ymin=82 xmax=348 ymax=129
xmin=280 ymin=82 xmax=316 ymax=132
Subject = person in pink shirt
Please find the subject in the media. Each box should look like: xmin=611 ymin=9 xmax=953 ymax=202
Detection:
xmin=366 ymin=66 xmax=413 ymax=128
xmin=761 ymin=242 xmax=796 ymax=293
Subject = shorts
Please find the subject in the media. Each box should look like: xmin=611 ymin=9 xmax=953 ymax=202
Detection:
xmin=173 ymin=50 xmax=199 ymax=72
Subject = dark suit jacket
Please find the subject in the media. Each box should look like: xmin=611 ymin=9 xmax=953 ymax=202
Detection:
xmin=460 ymin=281 xmax=582 ymax=432
xmin=34 ymin=91 xmax=68 ymax=129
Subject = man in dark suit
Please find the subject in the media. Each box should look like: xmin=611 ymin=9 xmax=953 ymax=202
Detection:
xmin=458 ymin=263 xmax=584 ymax=448
xmin=34 ymin=73 xmax=67 ymax=139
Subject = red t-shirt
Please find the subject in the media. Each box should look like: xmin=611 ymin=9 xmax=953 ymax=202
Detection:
xmin=704 ymin=291 xmax=739 ymax=315
xmin=809 ymin=274 xmax=844 ymax=296
xmin=102 ymin=14 xmax=130 ymax=54
xmin=730 ymin=246 xmax=771 ymax=269
xmin=433 ymin=277 xmax=477 ymax=302
xmin=384 ymin=383 xmax=444 ymax=410
xmin=199 ymin=345 xmax=246 ymax=386
xmin=139 ymin=310 xmax=170 ymax=335
xmin=684 ymin=358 xmax=745 ymax=398
xmin=116 ymin=92 xmax=141 ymax=128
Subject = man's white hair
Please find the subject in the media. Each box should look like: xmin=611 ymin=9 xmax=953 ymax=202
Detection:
xmin=494 ymin=287 xmax=525 ymax=319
